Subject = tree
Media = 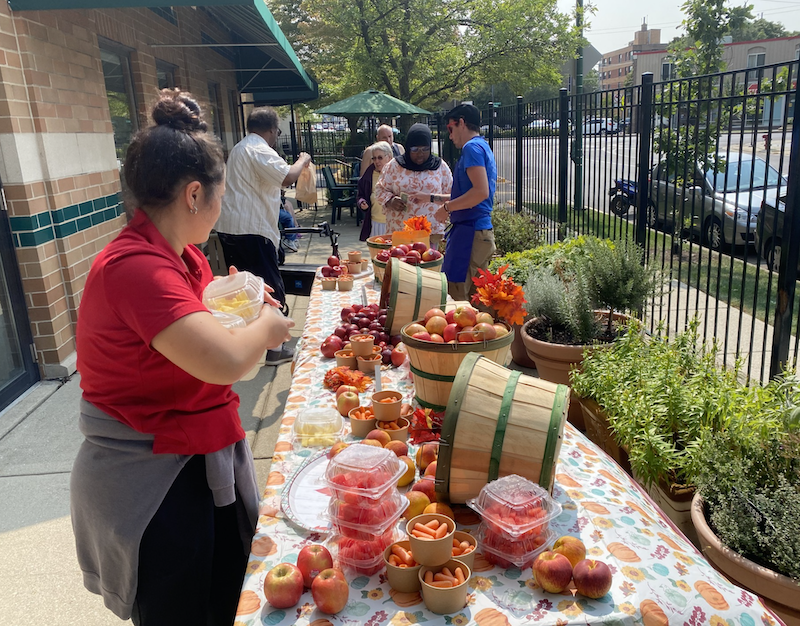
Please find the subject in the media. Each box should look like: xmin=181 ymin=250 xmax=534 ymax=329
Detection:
xmin=291 ymin=0 xmax=579 ymax=115
xmin=729 ymin=17 xmax=797 ymax=42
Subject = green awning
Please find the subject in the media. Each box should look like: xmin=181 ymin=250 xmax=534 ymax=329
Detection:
xmin=8 ymin=0 xmax=318 ymax=104
xmin=315 ymin=90 xmax=431 ymax=116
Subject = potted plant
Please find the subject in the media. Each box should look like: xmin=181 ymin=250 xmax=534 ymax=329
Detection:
xmin=691 ymin=380 xmax=800 ymax=623
xmin=520 ymin=236 xmax=658 ymax=384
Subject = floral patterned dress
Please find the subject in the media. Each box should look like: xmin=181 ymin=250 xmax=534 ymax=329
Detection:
xmin=374 ymin=159 xmax=453 ymax=235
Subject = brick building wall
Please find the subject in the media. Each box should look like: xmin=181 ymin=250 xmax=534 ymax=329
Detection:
xmin=0 ymin=5 xmax=242 ymax=377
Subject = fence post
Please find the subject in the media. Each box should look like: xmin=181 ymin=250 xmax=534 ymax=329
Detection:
xmin=770 ymin=79 xmax=800 ymax=378
xmin=304 ymin=122 xmax=315 ymax=162
xmin=635 ymin=73 xmax=654 ymax=249
xmin=487 ymin=103 xmax=494 ymax=151
xmin=515 ymin=96 xmax=523 ymax=213
xmin=558 ymin=88 xmax=569 ymax=240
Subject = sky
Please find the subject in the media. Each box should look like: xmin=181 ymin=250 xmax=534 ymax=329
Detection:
xmin=556 ymin=0 xmax=800 ymax=56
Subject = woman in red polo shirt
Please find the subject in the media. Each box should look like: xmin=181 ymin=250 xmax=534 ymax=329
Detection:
xmin=71 ymin=90 xmax=293 ymax=626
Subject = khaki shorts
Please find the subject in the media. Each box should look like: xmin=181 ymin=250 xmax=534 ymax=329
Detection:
xmin=447 ymin=229 xmax=496 ymax=302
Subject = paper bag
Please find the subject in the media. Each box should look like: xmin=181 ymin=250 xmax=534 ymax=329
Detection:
xmin=295 ymin=163 xmax=317 ymax=204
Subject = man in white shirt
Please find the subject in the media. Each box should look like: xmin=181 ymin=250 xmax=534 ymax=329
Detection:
xmin=215 ymin=107 xmax=311 ymax=365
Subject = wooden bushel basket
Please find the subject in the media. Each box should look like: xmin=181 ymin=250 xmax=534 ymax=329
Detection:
xmin=366 ymin=235 xmax=392 ymax=261
xmin=435 ymin=352 xmax=569 ymax=503
xmin=380 ymin=258 xmax=448 ymax=336
xmin=401 ymin=320 xmax=513 ymax=412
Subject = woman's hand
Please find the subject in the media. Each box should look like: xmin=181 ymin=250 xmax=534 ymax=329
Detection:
xmin=256 ymin=304 xmax=295 ymax=349
xmin=358 ymin=198 xmax=369 ymax=210
xmin=434 ymin=204 xmax=450 ymax=223
xmin=262 ymin=283 xmax=282 ymax=308
xmin=386 ymin=196 xmax=407 ymax=212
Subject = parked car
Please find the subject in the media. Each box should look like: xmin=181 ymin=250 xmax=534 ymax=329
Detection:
xmin=647 ymin=153 xmax=787 ymax=251
xmin=551 ymin=119 xmax=573 ymax=134
xmin=581 ymin=118 xmax=618 ymax=134
xmin=755 ymin=194 xmax=790 ymax=270
xmin=527 ymin=119 xmax=550 ymax=129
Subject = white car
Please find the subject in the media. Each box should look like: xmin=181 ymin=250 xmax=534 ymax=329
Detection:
xmin=581 ymin=118 xmax=618 ymax=134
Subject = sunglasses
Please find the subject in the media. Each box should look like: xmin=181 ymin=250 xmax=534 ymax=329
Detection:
xmin=409 ymin=146 xmax=431 ymax=154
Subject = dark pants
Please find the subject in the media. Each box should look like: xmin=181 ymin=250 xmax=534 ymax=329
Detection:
xmin=131 ymin=455 xmax=248 ymax=626
xmin=217 ymin=232 xmax=286 ymax=306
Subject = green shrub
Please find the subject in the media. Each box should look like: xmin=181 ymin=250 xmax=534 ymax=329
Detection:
xmin=491 ymin=207 xmax=544 ymax=255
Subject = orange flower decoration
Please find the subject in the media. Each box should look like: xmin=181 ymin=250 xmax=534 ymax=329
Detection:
xmin=403 ymin=215 xmax=432 ymax=233
xmin=322 ymin=366 xmax=372 ymax=392
xmin=471 ymin=265 xmax=527 ymax=326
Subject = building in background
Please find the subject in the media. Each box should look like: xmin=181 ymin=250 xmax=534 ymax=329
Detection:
xmin=0 ymin=1 xmax=316 ymax=411
xmin=599 ymin=22 xmax=668 ymax=91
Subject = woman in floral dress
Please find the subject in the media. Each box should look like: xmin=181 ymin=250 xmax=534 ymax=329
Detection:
xmin=375 ymin=123 xmax=453 ymax=249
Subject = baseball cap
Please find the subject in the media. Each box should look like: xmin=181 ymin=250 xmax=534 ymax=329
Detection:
xmin=445 ymin=103 xmax=481 ymax=127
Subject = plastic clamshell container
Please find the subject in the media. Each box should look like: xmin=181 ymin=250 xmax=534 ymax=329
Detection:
xmin=211 ymin=309 xmax=247 ymax=329
xmin=466 ymin=474 xmax=562 ymax=539
xmin=324 ymin=444 xmax=405 ymax=504
xmin=202 ymin=270 xmax=264 ymax=324
xmin=326 ymin=528 xmax=402 ymax=576
xmin=292 ymin=408 xmax=343 ymax=449
xmin=474 ymin=524 xmax=555 ymax=569
xmin=326 ymin=490 xmax=407 ymax=540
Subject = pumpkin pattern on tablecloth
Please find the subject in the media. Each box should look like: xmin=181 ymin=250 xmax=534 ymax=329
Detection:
xmin=388 ymin=589 xmax=422 ymax=607
xmin=474 ymin=607 xmax=511 ymax=626
xmin=250 ymin=535 xmax=277 ymax=557
xmin=582 ymin=502 xmax=610 ymax=514
xmin=607 ymin=542 xmax=641 ymax=563
xmin=694 ymin=581 xmax=730 ymax=611
xmin=236 ymin=590 xmax=261 ymax=615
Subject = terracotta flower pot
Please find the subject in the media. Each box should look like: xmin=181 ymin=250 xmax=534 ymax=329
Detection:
xmin=691 ymin=494 xmax=800 ymax=625
xmin=578 ymin=396 xmax=631 ymax=473
xmin=635 ymin=469 xmax=697 ymax=546
xmin=510 ymin=321 xmax=536 ymax=368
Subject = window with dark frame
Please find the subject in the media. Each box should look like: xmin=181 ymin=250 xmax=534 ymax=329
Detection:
xmin=156 ymin=60 xmax=176 ymax=90
xmin=98 ymin=39 xmax=139 ymax=164
xmin=207 ymin=82 xmax=223 ymax=139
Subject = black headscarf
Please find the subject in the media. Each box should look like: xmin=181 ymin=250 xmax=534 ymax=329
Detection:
xmin=396 ymin=123 xmax=442 ymax=171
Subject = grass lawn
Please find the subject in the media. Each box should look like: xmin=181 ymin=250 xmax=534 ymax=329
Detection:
xmin=522 ymin=201 xmax=797 ymax=325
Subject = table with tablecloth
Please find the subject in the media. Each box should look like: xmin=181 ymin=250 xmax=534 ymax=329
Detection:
xmin=233 ymin=271 xmax=781 ymax=626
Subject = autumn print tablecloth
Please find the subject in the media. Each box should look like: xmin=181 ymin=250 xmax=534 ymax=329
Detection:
xmin=234 ymin=273 xmax=780 ymax=626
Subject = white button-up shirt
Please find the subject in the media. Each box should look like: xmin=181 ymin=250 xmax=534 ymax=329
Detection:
xmin=215 ymin=133 xmax=290 ymax=247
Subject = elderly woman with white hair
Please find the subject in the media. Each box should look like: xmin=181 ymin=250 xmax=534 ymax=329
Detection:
xmin=356 ymin=140 xmax=393 ymax=241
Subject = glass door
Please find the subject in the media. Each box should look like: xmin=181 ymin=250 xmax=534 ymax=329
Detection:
xmin=0 ymin=179 xmax=39 ymax=411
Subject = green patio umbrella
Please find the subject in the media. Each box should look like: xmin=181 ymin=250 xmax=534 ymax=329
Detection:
xmin=314 ymin=89 xmax=431 ymax=115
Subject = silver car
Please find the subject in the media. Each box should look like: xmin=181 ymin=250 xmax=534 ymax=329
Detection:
xmin=646 ymin=154 xmax=787 ymax=250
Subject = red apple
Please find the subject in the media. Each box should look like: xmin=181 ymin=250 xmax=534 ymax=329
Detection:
xmin=421 ymin=248 xmax=438 ymax=262
xmin=311 ymin=567 xmax=349 ymax=614
xmin=321 ymin=265 xmax=333 ymax=277
xmin=458 ymin=326 xmax=475 ymax=342
xmin=390 ymin=334 xmax=403 ymax=346
xmin=429 ymin=333 xmax=444 ymax=343
xmin=411 ymin=241 xmax=428 ymax=254
xmin=442 ymin=323 xmax=459 ymax=342
xmin=412 ymin=331 xmax=432 ymax=341
xmin=397 ymin=244 xmax=410 ymax=254
xmin=453 ymin=305 xmax=478 ymax=328
xmin=405 ymin=250 xmax=422 ymax=262
xmin=335 ymin=385 xmax=359 ymax=399
xmin=264 ymin=562 xmax=304 ymax=609
xmin=330 ymin=266 xmax=344 ymax=278
xmin=337 ymin=391 xmax=360 ymax=417
xmin=445 ymin=309 xmax=456 ymax=324
xmin=404 ymin=323 xmax=426 ymax=336
xmin=424 ymin=307 xmax=446 ymax=322
xmin=473 ymin=322 xmax=497 ymax=341
xmin=475 ymin=311 xmax=495 ymax=325
xmin=341 ymin=306 xmax=355 ymax=322
xmin=533 ymin=551 xmax=573 ymax=594
xmin=552 ymin=536 xmax=587 ymax=568
xmin=572 ymin=559 xmax=613 ymax=599
xmin=389 ymin=247 xmax=405 ymax=258
xmin=376 ymin=250 xmax=390 ymax=262
xmin=321 ymin=335 xmax=344 ymax=358
xmin=328 ymin=255 xmax=340 ymax=267
xmin=425 ymin=315 xmax=448 ymax=336
xmin=390 ymin=346 xmax=407 ymax=367
xmin=403 ymin=255 xmax=421 ymax=266
xmin=297 ymin=545 xmax=334 ymax=588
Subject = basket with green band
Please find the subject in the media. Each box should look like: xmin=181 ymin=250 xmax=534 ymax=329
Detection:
xmin=379 ymin=258 xmax=448 ymax=335
xmin=400 ymin=319 xmax=513 ymax=412
xmin=434 ymin=352 xmax=568 ymax=503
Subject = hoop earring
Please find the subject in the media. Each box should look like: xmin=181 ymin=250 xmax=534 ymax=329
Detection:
xmin=190 ymin=203 xmax=198 ymax=215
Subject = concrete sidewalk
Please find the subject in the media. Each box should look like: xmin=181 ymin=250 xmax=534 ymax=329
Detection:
xmin=0 ymin=196 xmax=364 ymax=625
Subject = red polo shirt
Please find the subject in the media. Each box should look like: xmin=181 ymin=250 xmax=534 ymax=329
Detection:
xmin=77 ymin=210 xmax=244 ymax=455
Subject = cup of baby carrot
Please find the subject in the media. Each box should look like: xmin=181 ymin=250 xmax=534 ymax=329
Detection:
xmin=451 ymin=531 xmax=477 ymax=571
xmin=405 ymin=513 xmax=455 ymax=566
xmin=371 ymin=390 xmax=403 ymax=422
xmin=417 ymin=558 xmax=471 ymax=614
xmin=383 ymin=540 xmax=422 ymax=592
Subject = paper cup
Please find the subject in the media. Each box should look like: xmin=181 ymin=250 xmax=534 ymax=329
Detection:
xmin=348 ymin=407 xmax=377 ymax=438
xmin=451 ymin=531 xmax=477 ymax=571
xmin=372 ymin=390 xmax=403 ymax=422
xmin=350 ymin=334 xmax=375 ymax=357
xmin=348 ymin=251 xmax=363 ymax=263
xmin=418 ymin=559 xmax=470 ymax=614
xmin=322 ymin=278 xmax=337 ymax=291
xmin=384 ymin=540 xmax=422 ymax=592
xmin=377 ymin=417 xmax=409 ymax=442
xmin=335 ymin=350 xmax=357 ymax=369
xmin=406 ymin=513 xmax=455 ymax=566
xmin=357 ymin=355 xmax=382 ymax=373
xmin=338 ymin=277 xmax=354 ymax=291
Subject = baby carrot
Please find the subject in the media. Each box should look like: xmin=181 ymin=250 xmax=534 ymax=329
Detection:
xmin=424 ymin=519 xmax=440 ymax=530
xmin=441 ymin=567 xmax=453 ymax=578
xmin=434 ymin=523 xmax=449 ymax=539
xmin=454 ymin=567 xmax=466 ymax=585
xmin=433 ymin=573 xmax=457 ymax=583
xmin=424 ymin=571 xmax=434 ymax=584
xmin=388 ymin=555 xmax=401 ymax=566
xmin=430 ymin=581 xmax=454 ymax=588
xmin=413 ymin=523 xmax=436 ymax=536
xmin=459 ymin=541 xmax=471 ymax=550
xmin=452 ymin=538 xmax=461 ymax=547
xmin=462 ymin=545 xmax=474 ymax=554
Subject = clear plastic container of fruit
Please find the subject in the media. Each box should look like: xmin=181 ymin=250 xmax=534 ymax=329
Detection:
xmin=202 ymin=271 xmax=264 ymax=324
xmin=474 ymin=524 xmax=555 ymax=569
xmin=326 ymin=490 xmax=407 ymax=540
xmin=466 ymin=474 xmax=562 ymax=540
xmin=291 ymin=408 xmax=344 ymax=449
xmin=210 ymin=309 xmax=247 ymax=329
xmin=326 ymin=529 xmax=403 ymax=576
xmin=324 ymin=444 xmax=405 ymax=504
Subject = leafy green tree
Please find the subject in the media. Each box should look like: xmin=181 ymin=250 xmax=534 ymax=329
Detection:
xmin=729 ymin=17 xmax=797 ymax=42
xmin=291 ymin=0 xmax=578 ymax=116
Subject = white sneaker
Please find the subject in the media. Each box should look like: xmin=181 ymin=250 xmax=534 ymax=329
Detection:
xmin=282 ymin=238 xmax=299 ymax=253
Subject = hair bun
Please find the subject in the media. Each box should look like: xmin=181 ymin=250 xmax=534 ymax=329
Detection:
xmin=151 ymin=89 xmax=208 ymax=132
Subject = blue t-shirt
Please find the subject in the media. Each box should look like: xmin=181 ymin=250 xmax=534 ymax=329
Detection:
xmin=450 ymin=136 xmax=496 ymax=231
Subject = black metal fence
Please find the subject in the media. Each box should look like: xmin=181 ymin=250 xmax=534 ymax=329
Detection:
xmin=424 ymin=61 xmax=799 ymax=383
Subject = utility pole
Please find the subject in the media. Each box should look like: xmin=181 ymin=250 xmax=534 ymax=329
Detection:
xmin=573 ymin=0 xmax=584 ymax=212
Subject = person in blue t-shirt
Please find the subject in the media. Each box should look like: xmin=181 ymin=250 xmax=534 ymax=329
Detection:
xmin=432 ymin=104 xmax=497 ymax=301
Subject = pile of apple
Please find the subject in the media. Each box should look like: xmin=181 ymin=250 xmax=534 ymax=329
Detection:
xmin=320 ymin=255 xmax=349 ymax=278
xmin=374 ymin=241 xmax=442 ymax=266
xmin=320 ymin=303 xmax=408 ymax=366
xmin=262 ymin=546 xmax=348 ymax=614
xmin=404 ymin=305 xmax=510 ymax=343
xmin=533 ymin=537 xmax=614 ymax=599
